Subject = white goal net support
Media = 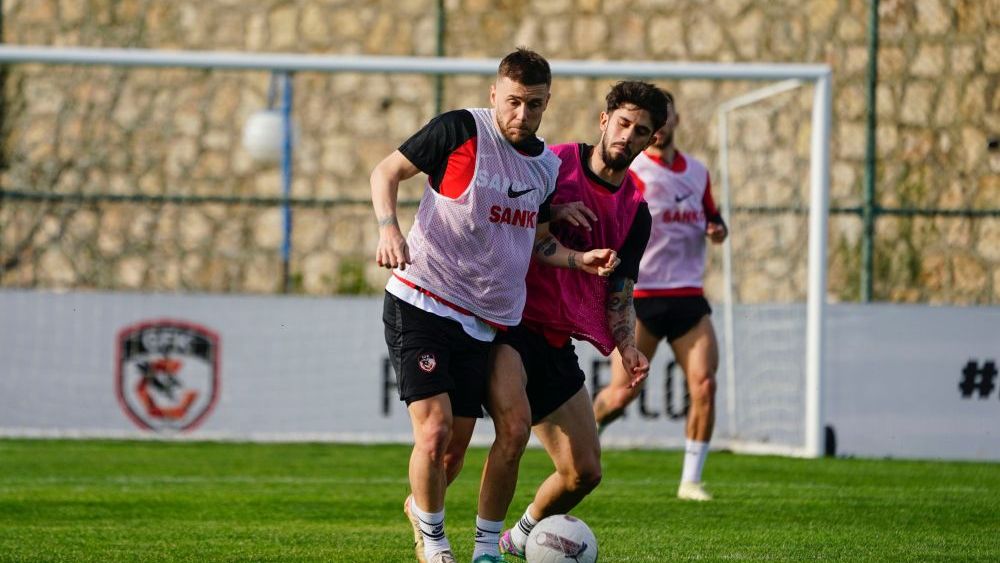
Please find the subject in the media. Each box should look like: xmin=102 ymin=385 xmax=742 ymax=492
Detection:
xmin=0 ymin=46 xmax=831 ymax=457
xmin=717 ymin=79 xmax=828 ymax=457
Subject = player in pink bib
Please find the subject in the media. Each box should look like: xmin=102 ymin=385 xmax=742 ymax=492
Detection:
xmin=593 ymin=91 xmax=728 ymax=502
xmin=472 ymin=81 xmax=670 ymax=561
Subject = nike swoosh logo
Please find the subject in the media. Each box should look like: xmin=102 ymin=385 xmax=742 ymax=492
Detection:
xmin=675 ymin=193 xmax=691 ymax=203
xmin=507 ymin=184 xmax=536 ymax=198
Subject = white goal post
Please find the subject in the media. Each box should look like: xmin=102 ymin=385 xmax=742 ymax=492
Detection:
xmin=0 ymin=46 xmax=832 ymax=458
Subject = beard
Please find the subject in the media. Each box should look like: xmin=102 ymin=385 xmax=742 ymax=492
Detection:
xmin=600 ymin=136 xmax=634 ymax=171
xmin=498 ymin=117 xmax=536 ymax=145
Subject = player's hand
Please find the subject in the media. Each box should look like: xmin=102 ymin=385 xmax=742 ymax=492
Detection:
xmin=619 ymin=344 xmax=650 ymax=389
xmin=578 ymin=248 xmax=620 ymax=276
xmin=376 ymin=225 xmax=411 ymax=270
xmin=706 ymin=222 xmax=727 ymax=244
xmin=551 ymin=201 xmax=598 ymax=230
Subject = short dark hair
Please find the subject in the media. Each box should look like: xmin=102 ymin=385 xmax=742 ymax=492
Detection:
xmin=605 ymin=81 xmax=669 ymax=131
xmin=497 ymin=47 xmax=551 ymax=87
xmin=662 ymin=89 xmax=676 ymax=112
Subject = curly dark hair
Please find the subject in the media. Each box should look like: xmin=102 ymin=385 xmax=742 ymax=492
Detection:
xmin=605 ymin=81 xmax=669 ymax=131
xmin=497 ymin=47 xmax=552 ymax=87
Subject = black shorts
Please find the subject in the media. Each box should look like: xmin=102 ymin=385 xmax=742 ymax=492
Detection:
xmin=634 ymin=295 xmax=712 ymax=343
xmin=382 ymin=292 xmax=490 ymax=418
xmin=494 ymin=324 xmax=585 ymax=425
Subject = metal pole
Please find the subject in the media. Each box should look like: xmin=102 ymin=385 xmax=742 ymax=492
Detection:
xmin=804 ymin=71 xmax=832 ymax=459
xmin=861 ymin=0 xmax=879 ymax=302
xmin=434 ymin=0 xmax=445 ymax=115
xmin=280 ymin=72 xmax=294 ymax=294
xmin=0 ymin=0 xmax=7 ymax=172
xmin=0 ymin=46 xmax=833 ymax=80
xmin=717 ymin=110 xmax=739 ymax=440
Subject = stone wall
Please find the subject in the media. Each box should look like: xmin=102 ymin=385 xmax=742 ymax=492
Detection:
xmin=1 ymin=0 xmax=997 ymax=303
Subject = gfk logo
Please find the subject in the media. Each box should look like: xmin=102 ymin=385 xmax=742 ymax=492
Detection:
xmin=116 ymin=319 xmax=220 ymax=432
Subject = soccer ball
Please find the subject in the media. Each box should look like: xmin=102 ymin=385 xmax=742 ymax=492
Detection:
xmin=525 ymin=514 xmax=598 ymax=563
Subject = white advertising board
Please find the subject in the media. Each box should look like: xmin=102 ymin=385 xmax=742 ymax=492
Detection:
xmin=1 ymin=290 xmax=997 ymax=460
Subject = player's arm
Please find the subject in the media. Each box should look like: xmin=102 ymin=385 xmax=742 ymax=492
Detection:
xmin=532 ymin=189 xmax=618 ymax=274
xmin=371 ymin=110 xmax=476 ymax=270
xmin=371 ymin=150 xmax=420 ymax=270
xmin=532 ymin=221 xmax=619 ymax=275
xmin=607 ymin=276 xmax=648 ymax=387
xmin=607 ymin=202 xmax=653 ymax=387
xmin=703 ymin=174 xmax=728 ymax=244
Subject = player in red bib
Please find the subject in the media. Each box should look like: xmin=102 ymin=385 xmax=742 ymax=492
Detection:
xmin=593 ymin=91 xmax=728 ymax=502
xmin=471 ymin=81 xmax=669 ymax=561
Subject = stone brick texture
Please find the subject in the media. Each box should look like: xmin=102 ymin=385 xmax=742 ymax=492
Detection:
xmin=1 ymin=0 xmax=997 ymax=303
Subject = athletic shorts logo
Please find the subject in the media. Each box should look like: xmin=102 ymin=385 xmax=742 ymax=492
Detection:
xmin=418 ymin=353 xmax=437 ymax=373
xmin=116 ymin=319 xmax=220 ymax=433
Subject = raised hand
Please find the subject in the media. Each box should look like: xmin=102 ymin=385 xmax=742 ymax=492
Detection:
xmin=551 ymin=201 xmax=598 ymax=230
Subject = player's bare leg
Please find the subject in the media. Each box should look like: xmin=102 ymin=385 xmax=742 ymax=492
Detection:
xmin=475 ymin=344 xmax=531 ymax=560
xmin=444 ymin=416 xmax=476 ymax=485
xmin=531 ymin=387 xmax=604 ymax=518
xmin=671 ymin=315 xmax=718 ymax=501
xmin=593 ymin=320 xmax=660 ymax=429
xmin=405 ymin=393 xmax=457 ymax=562
xmin=503 ymin=387 xmax=601 ymax=557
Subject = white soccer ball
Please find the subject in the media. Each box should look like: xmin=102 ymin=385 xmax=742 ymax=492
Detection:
xmin=525 ymin=514 xmax=598 ymax=563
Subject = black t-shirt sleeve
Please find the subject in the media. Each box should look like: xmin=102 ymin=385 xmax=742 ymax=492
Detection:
xmin=611 ymin=201 xmax=651 ymax=284
xmin=537 ymin=190 xmax=554 ymax=224
xmin=397 ymin=109 xmax=477 ymax=180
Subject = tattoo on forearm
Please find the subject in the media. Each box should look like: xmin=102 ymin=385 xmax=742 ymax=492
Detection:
xmin=568 ymin=252 xmax=577 ymax=269
xmin=377 ymin=215 xmax=398 ymax=228
xmin=612 ymin=325 xmax=633 ymax=346
xmin=534 ymin=235 xmax=558 ymax=257
xmin=607 ymin=279 xmax=637 ymax=348
xmin=608 ymin=293 xmax=626 ymax=312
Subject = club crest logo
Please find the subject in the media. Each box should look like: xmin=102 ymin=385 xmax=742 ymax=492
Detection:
xmin=116 ymin=319 xmax=221 ymax=432
xmin=418 ymin=353 xmax=437 ymax=373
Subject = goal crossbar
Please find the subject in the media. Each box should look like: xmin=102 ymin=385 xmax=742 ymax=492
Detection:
xmin=0 ymin=45 xmax=831 ymax=80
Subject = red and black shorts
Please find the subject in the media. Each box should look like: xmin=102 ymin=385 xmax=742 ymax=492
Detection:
xmin=382 ymin=292 xmax=490 ymax=418
xmin=634 ymin=295 xmax=712 ymax=343
xmin=494 ymin=323 xmax=585 ymax=425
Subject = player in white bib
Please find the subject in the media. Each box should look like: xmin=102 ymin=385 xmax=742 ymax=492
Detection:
xmin=371 ymin=48 xmax=619 ymax=563
xmin=592 ymin=91 xmax=728 ymax=502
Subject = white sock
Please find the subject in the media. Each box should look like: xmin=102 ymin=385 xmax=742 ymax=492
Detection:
xmin=472 ymin=515 xmax=504 ymax=558
xmin=681 ymin=438 xmax=709 ymax=483
xmin=509 ymin=504 xmax=539 ymax=552
xmin=410 ymin=500 xmax=450 ymax=559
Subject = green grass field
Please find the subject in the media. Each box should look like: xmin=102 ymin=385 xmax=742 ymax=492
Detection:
xmin=0 ymin=439 xmax=997 ymax=562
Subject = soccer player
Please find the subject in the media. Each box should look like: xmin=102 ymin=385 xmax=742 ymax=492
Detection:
xmin=471 ymin=81 xmax=669 ymax=562
xmin=371 ymin=48 xmax=619 ymax=563
xmin=592 ymin=91 xmax=728 ymax=502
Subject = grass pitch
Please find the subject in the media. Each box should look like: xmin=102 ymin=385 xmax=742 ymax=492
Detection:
xmin=0 ymin=439 xmax=997 ymax=562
